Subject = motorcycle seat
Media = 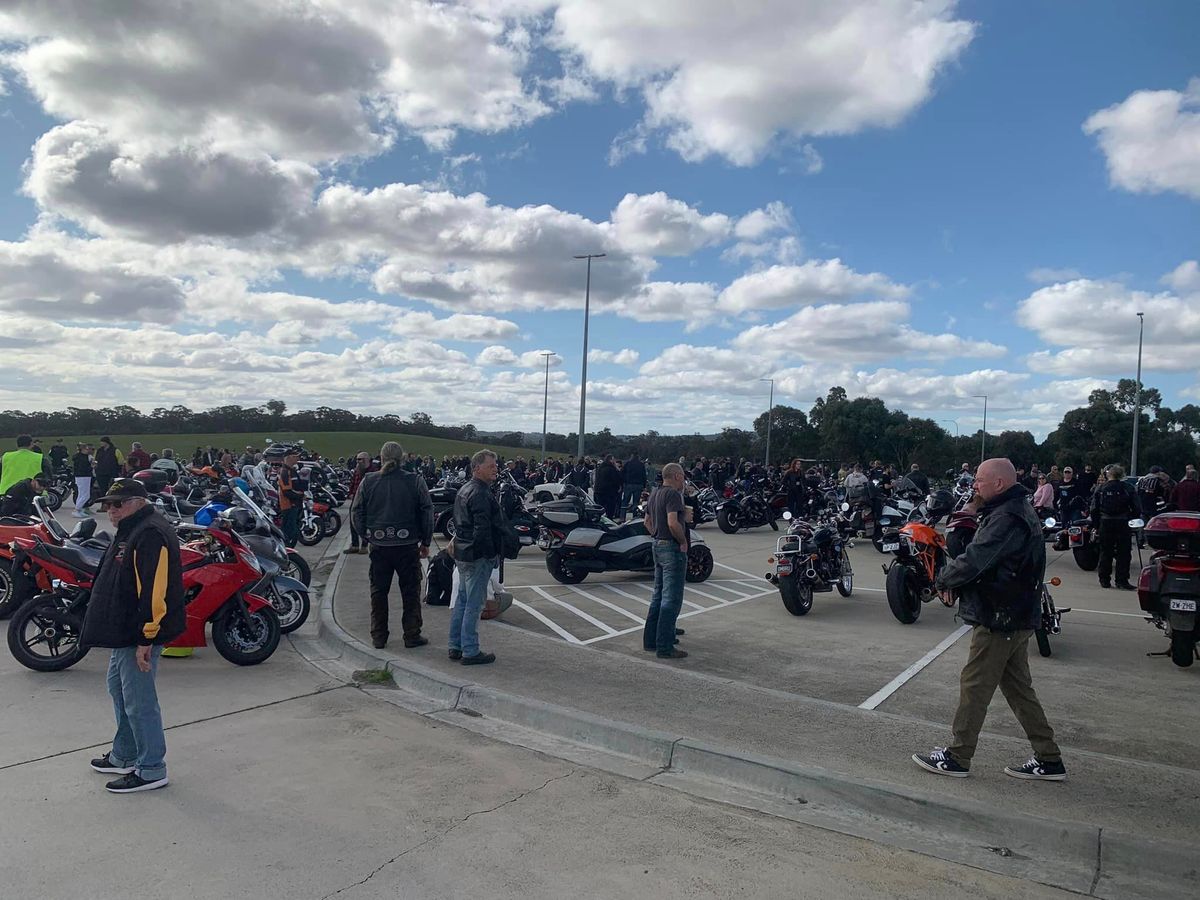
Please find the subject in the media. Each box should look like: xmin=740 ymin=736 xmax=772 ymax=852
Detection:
xmin=605 ymin=521 xmax=648 ymax=540
xmin=0 ymin=516 xmax=34 ymax=526
xmin=43 ymin=541 xmax=105 ymax=573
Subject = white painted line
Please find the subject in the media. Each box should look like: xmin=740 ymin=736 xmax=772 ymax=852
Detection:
xmin=563 ymin=585 xmax=646 ymax=624
xmin=701 ymin=581 xmax=757 ymax=599
xmin=510 ymin=598 xmax=582 ymax=644
xmin=599 ymin=583 xmax=651 ymax=607
xmin=626 ymin=580 xmax=706 ymax=611
xmin=528 ymin=585 xmax=619 ymax=634
xmin=682 ymin=585 xmax=737 ymax=605
xmin=714 ymin=561 xmax=766 ymax=580
xmin=858 ymin=624 xmax=972 ymax=711
xmin=1070 ymin=608 xmax=1146 ymax=618
xmin=580 ymin=588 xmax=777 ymax=645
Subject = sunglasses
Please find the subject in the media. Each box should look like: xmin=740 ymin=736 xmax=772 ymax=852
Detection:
xmin=101 ymin=498 xmax=134 ymax=510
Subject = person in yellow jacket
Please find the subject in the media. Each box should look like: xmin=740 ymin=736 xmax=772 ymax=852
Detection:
xmin=0 ymin=434 xmax=52 ymax=496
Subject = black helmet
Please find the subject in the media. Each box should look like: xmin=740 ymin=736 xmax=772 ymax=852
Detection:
xmin=927 ymin=489 xmax=955 ymax=516
xmin=224 ymin=507 xmax=255 ymax=533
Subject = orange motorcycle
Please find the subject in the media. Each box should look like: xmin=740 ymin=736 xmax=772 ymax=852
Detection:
xmin=881 ymin=491 xmax=977 ymax=624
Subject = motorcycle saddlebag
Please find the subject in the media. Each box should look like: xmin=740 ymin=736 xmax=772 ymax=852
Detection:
xmin=1144 ymin=512 xmax=1200 ymax=554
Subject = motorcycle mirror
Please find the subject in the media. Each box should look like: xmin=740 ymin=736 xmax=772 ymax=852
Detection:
xmin=1050 ymin=577 xmax=1062 ymax=587
xmin=1044 ymin=518 xmax=1056 ymax=528
xmin=840 ymin=502 xmax=850 ymax=512
xmin=1128 ymin=518 xmax=1145 ymax=529
xmin=782 ymin=511 xmax=792 ymax=520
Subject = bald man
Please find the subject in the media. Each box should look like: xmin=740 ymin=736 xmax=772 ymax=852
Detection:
xmin=913 ymin=458 xmax=1065 ymax=781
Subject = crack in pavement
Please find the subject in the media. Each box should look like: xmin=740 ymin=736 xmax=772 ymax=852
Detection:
xmin=318 ymin=768 xmax=576 ymax=900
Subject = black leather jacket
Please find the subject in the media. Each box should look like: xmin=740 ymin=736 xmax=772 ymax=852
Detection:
xmin=453 ymin=477 xmax=504 ymax=563
xmin=351 ymin=467 xmax=433 ymax=547
xmin=935 ymin=484 xmax=1045 ymax=632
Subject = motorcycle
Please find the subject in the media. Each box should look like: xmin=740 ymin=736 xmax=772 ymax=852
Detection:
xmin=688 ymin=482 xmax=719 ymax=526
xmin=881 ymin=493 xmax=971 ymax=624
xmin=716 ymin=477 xmax=786 ymax=534
xmin=7 ymin=520 xmax=282 ymax=671
xmin=1135 ymin=512 xmax=1200 ymax=667
xmin=766 ymin=510 xmax=854 ymax=616
xmin=537 ymin=486 xmax=714 ymax=585
xmin=1056 ymin=496 xmax=1099 ymax=571
xmin=1035 ymin=576 xmax=1069 ymax=657
xmin=0 ymin=496 xmax=103 ymax=618
xmin=220 ymin=491 xmax=311 ymax=633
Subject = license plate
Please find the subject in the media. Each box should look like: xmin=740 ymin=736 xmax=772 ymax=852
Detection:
xmin=1169 ymin=599 xmax=1197 ymax=612
xmin=882 ymin=542 xmax=900 ymax=552
xmin=1068 ymin=527 xmax=1081 ymax=535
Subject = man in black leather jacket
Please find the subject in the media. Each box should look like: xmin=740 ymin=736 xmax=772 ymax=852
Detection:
xmin=913 ymin=458 xmax=1065 ymax=781
xmin=449 ymin=450 xmax=505 ymax=665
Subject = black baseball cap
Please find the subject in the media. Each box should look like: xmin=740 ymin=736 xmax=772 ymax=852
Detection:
xmin=93 ymin=477 xmax=149 ymax=505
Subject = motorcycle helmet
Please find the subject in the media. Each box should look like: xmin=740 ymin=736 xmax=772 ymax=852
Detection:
xmin=231 ymin=477 xmax=251 ymax=494
xmin=223 ymin=507 xmax=255 ymax=533
xmin=132 ymin=468 xmax=169 ymax=495
xmin=927 ymin=489 xmax=955 ymax=518
xmin=194 ymin=501 xmax=229 ymax=527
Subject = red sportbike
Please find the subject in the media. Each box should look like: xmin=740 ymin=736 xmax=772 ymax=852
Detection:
xmin=7 ymin=519 xmax=281 ymax=672
xmin=0 ymin=497 xmax=104 ymax=618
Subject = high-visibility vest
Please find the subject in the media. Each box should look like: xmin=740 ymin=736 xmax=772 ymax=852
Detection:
xmin=0 ymin=449 xmax=45 ymax=495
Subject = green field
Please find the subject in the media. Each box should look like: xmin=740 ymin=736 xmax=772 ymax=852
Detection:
xmin=28 ymin=431 xmax=565 ymax=462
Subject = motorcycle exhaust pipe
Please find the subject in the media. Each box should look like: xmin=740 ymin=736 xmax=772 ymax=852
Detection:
xmin=805 ymin=567 xmax=818 ymax=580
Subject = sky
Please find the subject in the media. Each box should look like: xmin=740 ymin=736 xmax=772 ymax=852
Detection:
xmin=0 ymin=0 xmax=1197 ymax=440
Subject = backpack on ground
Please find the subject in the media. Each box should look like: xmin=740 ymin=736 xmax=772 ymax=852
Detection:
xmin=425 ymin=550 xmax=454 ymax=606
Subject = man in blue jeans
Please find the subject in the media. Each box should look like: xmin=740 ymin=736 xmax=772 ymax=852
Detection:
xmin=80 ymin=478 xmax=186 ymax=793
xmin=642 ymin=463 xmax=690 ymax=659
xmin=449 ymin=450 xmax=504 ymax=665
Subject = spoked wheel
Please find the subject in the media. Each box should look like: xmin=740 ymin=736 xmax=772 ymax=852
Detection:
xmin=282 ymin=551 xmax=311 ymax=587
xmin=6 ymin=595 xmax=89 ymax=671
xmin=298 ymin=516 xmax=325 ymax=547
xmin=836 ymin=549 xmax=854 ymax=597
xmin=685 ymin=544 xmax=713 ymax=583
xmin=545 ymin=550 xmax=587 ymax=584
xmin=271 ymin=585 xmax=311 ymax=634
xmin=211 ymin=605 xmax=281 ymax=665
xmin=779 ymin=575 xmax=814 ymax=616
xmin=323 ymin=511 xmax=342 ymax=538
xmin=885 ymin=564 xmax=922 ymax=624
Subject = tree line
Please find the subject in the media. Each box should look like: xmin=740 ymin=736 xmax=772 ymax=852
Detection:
xmin=3 ymin=380 xmax=1197 ymax=473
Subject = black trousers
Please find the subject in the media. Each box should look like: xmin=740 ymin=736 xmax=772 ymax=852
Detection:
xmin=368 ymin=544 xmax=423 ymax=642
xmin=1097 ymin=519 xmax=1132 ymax=585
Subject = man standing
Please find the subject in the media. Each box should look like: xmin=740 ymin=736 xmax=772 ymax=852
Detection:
xmin=0 ymin=434 xmax=51 ymax=496
xmin=642 ymin=462 xmax=690 ymax=660
xmin=126 ymin=442 xmax=151 ymax=473
xmin=344 ymin=451 xmax=377 ymax=555
xmin=1054 ymin=466 xmax=1081 ymax=524
xmin=913 ymin=458 xmax=1064 ymax=781
xmin=593 ymin=454 xmax=622 ymax=519
xmin=621 ymin=450 xmax=648 ymax=521
xmin=72 ymin=442 xmax=94 ymax=517
xmin=93 ymin=437 xmax=123 ymax=498
xmin=277 ymin=449 xmax=303 ymax=549
xmin=1091 ymin=465 xmax=1141 ymax=590
xmin=81 ymin=478 xmax=185 ymax=793
xmin=449 ymin=450 xmax=504 ymax=665
xmin=1076 ymin=463 xmax=1098 ymax=498
xmin=906 ymin=462 xmax=930 ymax=497
xmin=49 ymin=438 xmax=69 ymax=470
xmin=1173 ymin=467 xmax=1200 ymax=512
xmin=351 ymin=442 xmax=432 ymax=650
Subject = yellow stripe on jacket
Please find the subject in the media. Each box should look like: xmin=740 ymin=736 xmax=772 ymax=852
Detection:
xmin=137 ymin=546 xmax=170 ymax=640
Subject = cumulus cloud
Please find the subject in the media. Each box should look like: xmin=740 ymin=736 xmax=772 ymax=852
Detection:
xmin=1163 ymin=260 xmax=1200 ymax=293
xmin=1027 ymin=267 xmax=1083 ymax=284
xmin=587 ymin=348 xmax=640 ymax=366
xmin=717 ymin=260 xmax=910 ymax=313
xmin=610 ymin=191 xmax=730 ymax=255
xmin=1083 ymin=79 xmax=1200 ymax=200
xmin=551 ymin=0 xmax=976 ymax=165
xmin=476 ymin=346 xmax=562 ymax=367
xmin=387 ymin=310 xmax=520 ymax=342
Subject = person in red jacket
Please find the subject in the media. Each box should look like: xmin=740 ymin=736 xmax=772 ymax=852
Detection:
xmin=126 ymin=442 xmax=151 ymax=473
xmin=1173 ymin=468 xmax=1200 ymax=512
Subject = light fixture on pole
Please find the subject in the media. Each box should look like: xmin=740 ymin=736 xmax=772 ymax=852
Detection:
xmin=573 ymin=253 xmax=606 ymax=460
xmin=938 ymin=418 xmax=960 ymax=437
xmin=540 ymin=351 xmax=554 ymax=462
xmin=972 ymin=395 xmax=988 ymax=463
xmin=759 ymin=377 xmax=775 ymax=467
xmin=1131 ymin=311 xmax=1145 ymax=476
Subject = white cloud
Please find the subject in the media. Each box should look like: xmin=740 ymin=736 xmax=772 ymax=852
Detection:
xmin=1083 ymin=79 xmax=1200 ymax=200
xmin=1163 ymin=260 xmax=1200 ymax=294
xmin=476 ymin=346 xmax=562 ymax=367
xmin=551 ymin=0 xmax=975 ymax=165
xmin=588 ymin=348 xmax=640 ymax=366
xmin=733 ymin=202 xmax=794 ymax=240
xmin=717 ymin=260 xmax=910 ymax=313
xmin=610 ymin=191 xmax=730 ymax=255
xmin=387 ymin=310 xmax=520 ymax=342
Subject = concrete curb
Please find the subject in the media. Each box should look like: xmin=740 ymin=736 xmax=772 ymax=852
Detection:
xmin=291 ymin=532 xmax=1195 ymax=899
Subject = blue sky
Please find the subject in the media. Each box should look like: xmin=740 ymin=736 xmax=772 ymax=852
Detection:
xmin=0 ymin=1 xmax=1197 ymax=439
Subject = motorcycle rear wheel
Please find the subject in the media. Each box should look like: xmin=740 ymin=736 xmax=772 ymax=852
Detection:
xmin=685 ymin=544 xmax=713 ymax=583
xmin=298 ymin=517 xmax=325 ymax=546
xmin=885 ymin=565 xmax=921 ymax=624
xmin=545 ymin=550 xmax=587 ymax=584
xmin=7 ymin=595 xmax=89 ymax=671
xmin=323 ymin=511 xmax=342 ymax=538
xmin=779 ymin=575 xmax=813 ymax=616
xmin=1035 ymin=628 xmax=1052 ymax=657
xmin=212 ymin=605 xmax=281 ymax=666
xmin=835 ymin=550 xmax=854 ymax=597
xmin=44 ymin=488 xmax=64 ymax=512
xmin=1170 ymin=631 xmax=1196 ymax=668
xmin=0 ymin=557 xmax=16 ymax=619
xmin=716 ymin=507 xmax=740 ymax=534
xmin=1072 ymin=544 xmax=1099 ymax=571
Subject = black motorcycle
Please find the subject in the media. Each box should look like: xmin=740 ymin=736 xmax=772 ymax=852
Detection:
xmin=1035 ymin=576 xmax=1070 ymax=657
xmin=766 ymin=510 xmax=853 ymax=615
xmin=537 ymin=487 xmax=713 ymax=585
xmin=716 ymin=477 xmax=784 ymax=534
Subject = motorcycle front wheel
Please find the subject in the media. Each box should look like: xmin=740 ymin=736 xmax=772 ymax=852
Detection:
xmin=779 ymin=574 xmax=814 ymax=616
xmin=1072 ymin=544 xmax=1099 ymax=571
xmin=298 ymin=516 xmax=325 ymax=547
xmin=0 ymin=557 xmax=16 ymax=619
xmin=836 ymin=549 xmax=854 ymax=597
xmin=271 ymin=585 xmax=310 ymax=634
xmin=545 ymin=550 xmax=587 ymax=584
xmin=212 ymin=605 xmax=281 ymax=665
xmin=1035 ymin=628 xmax=1052 ymax=657
xmin=43 ymin=488 xmax=64 ymax=512
xmin=885 ymin=564 xmax=922 ymax=624
xmin=282 ymin=550 xmax=311 ymax=587
xmin=716 ymin=507 xmax=740 ymax=534
xmin=685 ymin=544 xmax=713 ymax=583
xmin=7 ymin=595 xmax=89 ymax=671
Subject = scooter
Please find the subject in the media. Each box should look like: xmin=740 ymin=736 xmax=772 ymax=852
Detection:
xmin=1135 ymin=512 xmax=1200 ymax=667
xmin=536 ymin=486 xmax=714 ymax=585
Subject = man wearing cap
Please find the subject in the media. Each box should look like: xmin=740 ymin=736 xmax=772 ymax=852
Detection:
xmin=81 ymin=478 xmax=186 ymax=793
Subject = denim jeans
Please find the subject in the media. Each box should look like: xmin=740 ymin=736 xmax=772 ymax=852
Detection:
xmin=107 ymin=647 xmax=166 ymax=780
xmin=450 ymin=557 xmax=495 ymax=657
xmin=643 ymin=541 xmax=687 ymax=654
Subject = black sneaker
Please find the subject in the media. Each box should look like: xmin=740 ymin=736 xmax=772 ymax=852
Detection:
xmin=404 ymin=636 xmax=429 ymax=648
xmin=371 ymin=636 xmax=387 ymax=649
xmin=675 ymin=628 xmax=685 ymax=635
xmin=448 ymin=649 xmax=462 ymax=660
xmin=1115 ymin=582 xmax=1136 ymax=591
xmin=1099 ymin=581 xmax=1111 ymax=589
xmin=1004 ymin=756 xmax=1067 ymax=781
xmin=461 ymin=651 xmax=496 ymax=665
xmin=90 ymin=753 xmax=134 ymax=775
xmin=912 ymin=748 xmax=970 ymax=777
xmin=105 ymin=772 xmax=169 ymax=793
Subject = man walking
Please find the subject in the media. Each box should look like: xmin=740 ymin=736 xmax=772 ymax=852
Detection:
xmin=93 ymin=437 xmax=123 ymax=498
xmin=1091 ymin=464 xmax=1141 ymax=590
xmin=642 ymin=462 xmax=690 ymax=660
xmin=344 ymin=451 xmax=377 ymax=555
xmin=449 ymin=450 xmax=503 ymax=665
xmin=350 ymin=442 xmax=432 ymax=650
xmin=913 ymin=458 xmax=1064 ymax=781
xmin=81 ymin=479 xmax=186 ymax=793
xmin=621 ymin=450 xmax=647 ymax=521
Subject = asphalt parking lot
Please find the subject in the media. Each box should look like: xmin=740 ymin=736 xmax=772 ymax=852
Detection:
xmin=496 ymin=523 xmax=1197 ymax=771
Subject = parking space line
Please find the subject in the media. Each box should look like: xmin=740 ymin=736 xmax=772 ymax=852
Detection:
xmin=528 ymin=585 xmax=619 ymax=634
xmin=598 ymin=584 xmax=651 ymax=607
xmin=702 ymin=581 xmax=756 ymax=599
xmin=510 ymin=598 xmax=583 ymax=644
xmin=857 ymin=624 xmax=971 ymax=711
xmin=579 ymin=586 xmax=778 ymax=645
xmin=563 ymin=585 xmax=647 ymax=624
xmin=1071 ymin=608 xmax=1145 ymax=618
xmin=713 ymin=561 xmax=765 ymax=580
xmin=625 ymin=581 xmax=706 ymax=610
xmin=682 ymin=585 xmax=738 ymax=604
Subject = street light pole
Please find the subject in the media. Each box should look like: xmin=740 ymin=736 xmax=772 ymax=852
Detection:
xmin=938 ymin=419 xmax=960 ymax=437
xmin=1131 ymin=311 xmax=1145 ymax=476
xmin=540 ymin=351 xmax=554 ymax=462
xmin=573 ymin=253 xmax=605 ymax=460
xmin=972 ymin=394 xmax=988 ymax=463
xmin=759 ymin=378 xmax=774 ymax=467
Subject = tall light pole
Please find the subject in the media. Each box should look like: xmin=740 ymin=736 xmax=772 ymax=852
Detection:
xmin=1131 ymin=311 xmax=1145 ymax=476
xmin=573 ymin=253 xmax=605 ymax=460
xmin=938 ymin=419 xmax=960 ymax=437
xmin=540 ymin=351 xmax=554 ymax=462
xmin=759 ymin=377 xmax=774 ymax=467
xmin=972 ymin=395 xmax=988 ymax=463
